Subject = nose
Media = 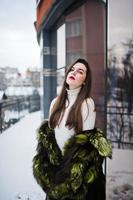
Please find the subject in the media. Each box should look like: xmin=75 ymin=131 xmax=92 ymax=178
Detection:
xmin=71 ymin=70 xmax=77 ymax=76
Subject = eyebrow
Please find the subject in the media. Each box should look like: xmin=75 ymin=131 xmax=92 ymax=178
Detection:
xmin=72 ymin=66 xmax=86 ymax=72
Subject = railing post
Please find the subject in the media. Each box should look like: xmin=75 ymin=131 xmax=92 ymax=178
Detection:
xmin=0 ymin=95 xmax=40 ymax=133
xmin=0 ymin=104 xmax=2 ymax=133
xmin=28 ymin=96 xmax=31 ymax=113
xmin=17 ymin=98 xmax=20 ymax=120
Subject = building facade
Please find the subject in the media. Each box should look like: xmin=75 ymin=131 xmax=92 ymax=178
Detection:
xmin=35 ymin=0 xmax=106 ymax=131
xmin=35 ymin=0 xmax=133 ymax=198
xmin=106 ymin=1 xmax=133 ymax=199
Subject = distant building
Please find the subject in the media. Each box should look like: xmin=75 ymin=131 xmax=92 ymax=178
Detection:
xmin=26 ymin=68 xmax=40 ymax=88
xmin=0 ymin=66 xmax=40 ymax=97
xmin=0 ymin=71 xmax=7 ymax=91
xmin=0 ymin=67 xmax=19 ymax=87
xmin=0 ymin=66 xmax=18 ymax=74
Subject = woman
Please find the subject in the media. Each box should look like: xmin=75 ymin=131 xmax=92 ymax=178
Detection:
xmin=33 ymin=58 xmax=112 ymax=200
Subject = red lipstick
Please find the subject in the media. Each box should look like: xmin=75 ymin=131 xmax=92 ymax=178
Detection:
xmin=69 ymin=76 xmax=75 ymax=80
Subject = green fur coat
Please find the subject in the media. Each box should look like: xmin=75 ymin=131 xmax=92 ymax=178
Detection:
xmin=32 ymin=121 xmax=112 ymax=200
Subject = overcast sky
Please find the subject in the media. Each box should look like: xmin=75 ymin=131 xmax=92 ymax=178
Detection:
xmin=0 ymin=0 xmax=40 ymax=72
xmin=0 ymin=0 xmax=133 ymax=72
xmin=108 ymin=0 xmax=133 ymax=47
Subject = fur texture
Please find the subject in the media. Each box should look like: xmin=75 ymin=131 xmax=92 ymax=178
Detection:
xmin=32 ymin=121 xmax=112 ymax=200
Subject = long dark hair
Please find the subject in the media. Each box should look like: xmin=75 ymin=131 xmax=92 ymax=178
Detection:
xmin=49 ymin=58 xmax=92 ymax=133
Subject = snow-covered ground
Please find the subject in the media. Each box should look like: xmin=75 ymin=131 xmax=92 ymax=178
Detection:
xmin=107 ymin=149 xmax=133 ymax=200
xmin=0 ymin=111 xmax=45 ymax=200
xmin=0 ymin=111 xmax=133 ymax=200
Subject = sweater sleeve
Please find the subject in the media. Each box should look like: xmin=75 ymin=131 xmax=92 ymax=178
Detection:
xmin=82 ymin=98 xmax=96 ymax=130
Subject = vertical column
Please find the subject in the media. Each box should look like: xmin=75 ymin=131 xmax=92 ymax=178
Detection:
xmin=42 ymin=30 xmax=57 ymax=119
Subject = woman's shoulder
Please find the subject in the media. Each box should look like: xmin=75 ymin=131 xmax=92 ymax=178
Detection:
xmin=49 ymin=96 xmax=58 ymax=112
xmin=50 ymin=96 xmax=58 ymax=105
xmin=86 ymin=97 xmax=95 ymax=103
xmin=83 ymin=97 xmax=95 ymax=107
xmin=81 ymin=97 xmax=96 ymax=115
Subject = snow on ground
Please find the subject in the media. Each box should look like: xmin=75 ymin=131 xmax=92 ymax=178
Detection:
xmin=0 ymin=111 xmax=45 ymax=200
xmin=0 ymin=111 xmax=133 ymax=200
xmin=107 ymin=149 xmax=133 ymax=200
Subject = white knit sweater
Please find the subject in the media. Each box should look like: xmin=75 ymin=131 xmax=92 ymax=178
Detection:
xmin=49 ymin=87 xmax=96 ymax=151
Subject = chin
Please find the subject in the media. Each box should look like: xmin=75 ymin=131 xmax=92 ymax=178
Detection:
xmin=66 ymin=80 xmax=73 ymax=85
xmin=69 ymin=84 xmax=79 ymax=89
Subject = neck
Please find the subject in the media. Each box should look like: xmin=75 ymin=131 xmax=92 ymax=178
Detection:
xmin=66 ymin=87 xmax=81 ymax=101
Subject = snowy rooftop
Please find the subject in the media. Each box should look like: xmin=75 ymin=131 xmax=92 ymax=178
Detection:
xmin=0 ymin=111 xmax=133 ymax=200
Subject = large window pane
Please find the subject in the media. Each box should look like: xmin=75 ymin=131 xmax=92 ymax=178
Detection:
xmin=57 ymin=24 xmax=66 ymax=94
xmin=107 ymin=0 xmax=133 ymax=199
xmin=65 ymin=1 xmax=106 ymax=131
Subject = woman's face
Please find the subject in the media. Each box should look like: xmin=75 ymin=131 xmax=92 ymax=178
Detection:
xmin=66 ymin=62 xmax=87 ymax=89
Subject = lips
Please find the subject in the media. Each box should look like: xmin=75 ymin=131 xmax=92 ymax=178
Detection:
xmin=69 ymin=76 xmax=75 ymax=80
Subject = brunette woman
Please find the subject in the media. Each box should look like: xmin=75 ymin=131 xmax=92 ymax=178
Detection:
xmin=33 ymin=58 xmax=112 ymax=200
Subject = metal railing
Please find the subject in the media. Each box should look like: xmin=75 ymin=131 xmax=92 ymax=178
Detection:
xmin=95 ymin=102 xmax=133 ymax=149
xmin=0 ymin=95 xmax=40 ymax=133
xmin=107 ymin=104 xmax=133 ymax=149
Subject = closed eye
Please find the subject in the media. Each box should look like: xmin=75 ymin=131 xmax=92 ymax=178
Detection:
xmin=70 ymin=67 xmax=74 ymax=71
xmin=78 ymin=70 xmax=84 ymax=74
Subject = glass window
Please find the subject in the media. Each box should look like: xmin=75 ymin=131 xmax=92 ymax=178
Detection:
xmin=66 ymin=51 xmax=82 ymax=66
xmin=57 ymin=24 xmax=66 ymax=69
xmin=65 ymin=1 xmax=106 ymax=131
xmin=66 ymin=20 xmax=82 ymax=37
xmin=36 ymin=0 xmax=41 ymax=7
xmin=108 ymin=0 xmax=133 ymax=148
xmin=107 ymin=0 xmax=133 ymax=199
xmin=57 ymin=24 xmax=66 ymax=94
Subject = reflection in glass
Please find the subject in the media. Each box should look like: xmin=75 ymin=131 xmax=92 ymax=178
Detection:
xmin=107 ymin=1 xmax=133 ymax=149
xmin=57 ymin=24 xmax=66 ymax=94
xmin=65 ymin=1 xmax=106 ymax=130
xmin=107 ymin=0 xmax=133 ymax=199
